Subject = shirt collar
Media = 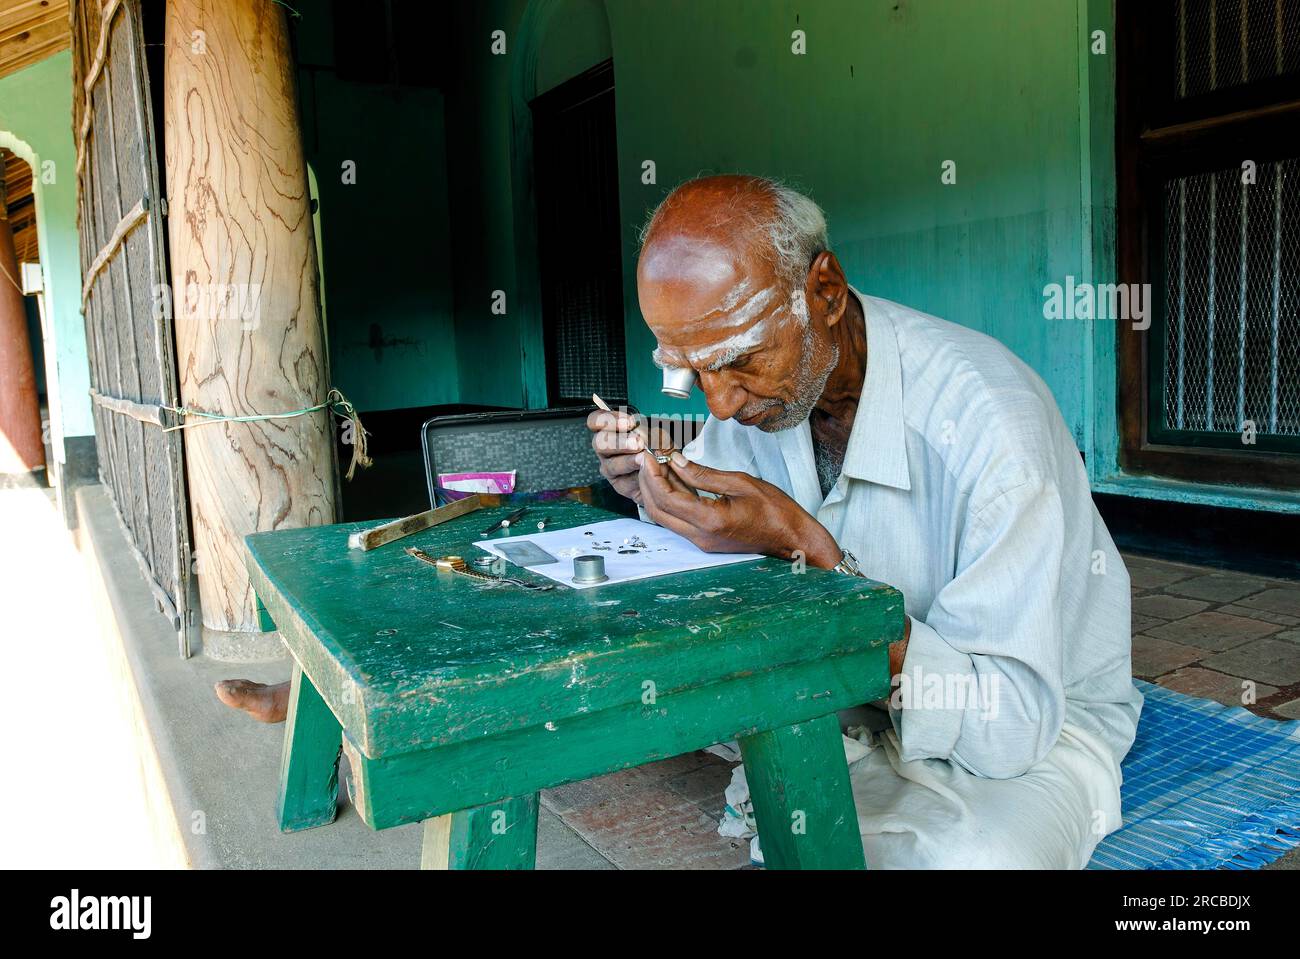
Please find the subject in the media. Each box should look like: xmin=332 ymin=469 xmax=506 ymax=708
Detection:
xmin=841 ymin=287 xmax=911 ymax=491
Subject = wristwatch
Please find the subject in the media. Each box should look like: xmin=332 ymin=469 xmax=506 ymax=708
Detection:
xmin=831 ymin=547 xmax=865 ymax=577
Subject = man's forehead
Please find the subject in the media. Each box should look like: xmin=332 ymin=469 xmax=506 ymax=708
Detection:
xmin=638 ymin=213 xmax=785 ymax=365
xmin=652 ymin=284 xmax=789 ymax=370
xmin=639 ymin=233 xmax=757 ymax=299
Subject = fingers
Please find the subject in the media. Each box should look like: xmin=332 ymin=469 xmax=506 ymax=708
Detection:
xmin=600 ymin=452 xmax=642 ymax=479
xmin=638 ymin=461 xmax=707 ymax=542
xmin=638 ymin=452 xmax=711 ymax=527
xmin=587 ymin=409 xmax=641 ymax=434
xmin=665 ymin=452 xmax=750 ymax=496
xmin=588 ymin=410 xmax=649 ymax=458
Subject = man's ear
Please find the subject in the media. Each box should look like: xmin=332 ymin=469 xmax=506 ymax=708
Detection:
xmin=805 ymin=250 xmax=850 ymax=329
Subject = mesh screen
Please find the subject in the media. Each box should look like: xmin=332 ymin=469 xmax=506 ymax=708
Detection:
xmin=1162 ymin=157 xmax=1300 ymax=435
xmin=1175 ymin=0 xmax=1300 ymax=99
xmin=532 ymin=69 xmax=628 ymax=403
xmin=551 ymin=278 xmax=627 ymax=402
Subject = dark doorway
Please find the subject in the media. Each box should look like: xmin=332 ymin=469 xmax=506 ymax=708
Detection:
xmin=530 ymin=59 xmax=628 ymax=406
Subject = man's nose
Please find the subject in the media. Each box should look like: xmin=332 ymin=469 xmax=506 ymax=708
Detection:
xmin=699 ymin=371 xmax=747 ymax=421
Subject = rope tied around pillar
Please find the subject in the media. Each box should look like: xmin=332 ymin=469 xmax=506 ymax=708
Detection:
xmin=162 ymin=387 xmax=373 ymax=480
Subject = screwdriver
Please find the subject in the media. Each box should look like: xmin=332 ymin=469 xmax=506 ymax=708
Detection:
xmin=481 ymin=507 xmax=527 ymax=536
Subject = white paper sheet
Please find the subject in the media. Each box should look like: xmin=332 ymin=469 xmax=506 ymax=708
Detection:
xmin=473 ymin=518 xmax=762 ymax=590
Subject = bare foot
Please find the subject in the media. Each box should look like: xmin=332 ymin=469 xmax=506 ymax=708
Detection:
xmin=214 ymin=679 xmax=290 ymax=723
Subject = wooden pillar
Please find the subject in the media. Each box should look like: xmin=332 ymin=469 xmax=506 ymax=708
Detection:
xmin=0 ymin=178 xmax=45 ymax=476
xmin=163 ymin=0 xmax=335 ymax=639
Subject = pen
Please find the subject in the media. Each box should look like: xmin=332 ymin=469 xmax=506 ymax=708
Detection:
xmin=482 ymin=507 xmax=527 ymax=536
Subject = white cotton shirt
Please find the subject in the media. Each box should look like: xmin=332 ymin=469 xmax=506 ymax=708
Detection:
xmin=680 ymin=290 xmax=1143 ymax=780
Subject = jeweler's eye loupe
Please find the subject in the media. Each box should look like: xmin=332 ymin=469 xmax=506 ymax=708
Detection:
xmin=661 ymin=366 xmax=696 ymax=399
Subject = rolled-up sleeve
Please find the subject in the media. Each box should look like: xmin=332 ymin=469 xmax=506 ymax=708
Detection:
xmin=891 ymin=478 xmax=1067 ymax=779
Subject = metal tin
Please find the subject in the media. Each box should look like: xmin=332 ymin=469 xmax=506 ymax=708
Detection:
xmin=572 ymin=554 xmax=608 ymax=584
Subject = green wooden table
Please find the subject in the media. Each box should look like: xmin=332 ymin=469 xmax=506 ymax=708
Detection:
xmin=244 ymin=500 xmax=902 ymax=869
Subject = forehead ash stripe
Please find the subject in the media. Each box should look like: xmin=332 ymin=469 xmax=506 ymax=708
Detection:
xmin=687 ymin=316 xmax=774 ymax=371
xmin=700 ymin=285 xmax=778 ymax=330
xmin=653 ymin=283 xmax=794 ymax=372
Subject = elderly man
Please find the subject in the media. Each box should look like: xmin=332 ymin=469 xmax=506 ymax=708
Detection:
xmin=589 ymin=175 xmax=1142 ymax=869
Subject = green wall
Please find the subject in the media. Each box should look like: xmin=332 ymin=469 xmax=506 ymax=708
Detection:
xmin=0 ymin=51 xmax=93 ymax=452
xmin=293 ymin=2 xmax=460 ymax=413
xmin=435 ymin=0 xmax=1113 ymax=456
xmin=604 ymin=0 xmax=1105 ymax=446
xmin=443 ymin=0 xmax=534 ymax=408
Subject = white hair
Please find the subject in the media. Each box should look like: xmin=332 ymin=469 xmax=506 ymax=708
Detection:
xmin=639 ymin=176 xmax=829 ymax=325
xmin=765 ymin=182 xmax=829 ymax=303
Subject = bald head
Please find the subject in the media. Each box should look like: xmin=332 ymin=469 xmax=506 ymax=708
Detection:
xmin=639 ymin=175 xmax=827 ymax=310
xmin=636 ymin=175 xmax=846 ymax=431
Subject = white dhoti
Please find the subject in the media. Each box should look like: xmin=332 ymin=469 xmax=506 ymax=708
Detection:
xmin=850 ymin=720 xmax=1124 ymax=869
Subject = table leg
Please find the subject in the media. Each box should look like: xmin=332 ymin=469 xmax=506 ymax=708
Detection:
xmin=420 ymin=794 xmax=540 ymax=870
xmin=739 ymin=712 xmax=866 ymax=869
xmin=277 ymin=662 xmax=342 ymax=832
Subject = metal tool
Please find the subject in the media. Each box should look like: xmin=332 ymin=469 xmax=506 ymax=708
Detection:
xmin=405 ymin=547 xmax=554 ymax=591
xmin=481 ymin=507 xmax=527 ymax=537
xmin=591 ymin=393 xmax=675 ymax=463
xmin=348 ymin=494 xmax=483 ymax=551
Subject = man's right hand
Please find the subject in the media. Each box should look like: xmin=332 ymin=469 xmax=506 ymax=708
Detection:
xmin=587 ymin=409 xmax=671 ymax=506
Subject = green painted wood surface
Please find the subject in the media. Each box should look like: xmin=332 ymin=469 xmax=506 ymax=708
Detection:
xmin=277 ymin=662 xmax=343 ymax=833
xmin=341 ymin=646 xmax=886 ymax=829
xmin=421 ymin=794 xmax=540 ymax=870
xmin=245 ymin=500 xmax=903 ymax=760
xmin=739 ymin=713 xmax=865 ymax=870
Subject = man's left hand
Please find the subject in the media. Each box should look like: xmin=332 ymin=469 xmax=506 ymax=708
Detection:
xmin=637 ymin=451 xmax=841 ymax=569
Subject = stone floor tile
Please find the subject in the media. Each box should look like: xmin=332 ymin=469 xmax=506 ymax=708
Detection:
xmin=1273 ymin=698 xmax=1300 ymax=721
xmin=537 ymin=805 xmax=615 ymax=869
xmin=1234 ymin=588 xmax=1300 ymax=619
xmin=664 ymin=757 xmax=736 ymax=821
xmin=1165 ymin=573 xmax=1271 ymax=604
xmin=1131 ymin=594 xmax=1210 ymax=621
xmin=1130 ymin=634 xmax=1204 ymax=678
xmin=1132 ymin=612 xmax=1164 ymax=634
xmin=1124 ymin=559 xmax=1197 ymax=591
xmin=1144 ymin=610 xmax=1280 ymax=652
xmin=559 ymin=783 xmax=750 ymax=869
xmin=1217 ymin=603 xmax=1300 ymax=627
xmin=1201 ymin=638 xmax=1300 ymax=687
xmin=1157 ymin=667 xmax=1276 ymax=708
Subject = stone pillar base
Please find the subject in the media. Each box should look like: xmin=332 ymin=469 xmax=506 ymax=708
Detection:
xmin=199 ymin=626 xmax=289 ymax=664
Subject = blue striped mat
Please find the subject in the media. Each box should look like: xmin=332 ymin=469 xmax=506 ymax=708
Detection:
xmin=1088 ymin=680 xmax=1300 ymax=870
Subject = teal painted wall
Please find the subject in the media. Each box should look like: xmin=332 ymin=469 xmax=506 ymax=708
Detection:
xmin=443 ymin=0 xmax=534 ymax=408
xmin=603 ymin=0 xmax=1106 ymax=448
xmin=436 ymin=0 xmax=1113 ymax=460
xmin=535 ymin=0 xmax=613 ymax=95
xmin=0 ymin=51 xmax=93 ymax=453
xmin=292 ymin=2 xmax=460 ymax=413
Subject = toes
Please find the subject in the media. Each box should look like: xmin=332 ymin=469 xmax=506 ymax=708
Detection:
xmin=214 ymin=679 xmax=264 ymax=708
